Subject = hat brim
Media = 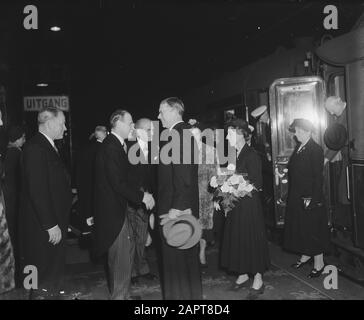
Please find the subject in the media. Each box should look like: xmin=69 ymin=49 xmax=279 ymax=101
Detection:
xmin=166 ymin=223 xmax=193 ymax=247
xmin=251 ymin=105 xmax=267 ymax=118
xmin=324 ymin=123 xmax=348 ymax=151
xmin=162 ymin=214 xmax=202 ymax=250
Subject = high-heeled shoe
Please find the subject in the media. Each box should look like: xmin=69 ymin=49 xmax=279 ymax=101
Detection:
xmin=246 ymin=283 xmax=265 ymax=300
xmin=291 ymin=257 xmax=313 ymax=269
xmin=308 ymin=265 xmax=325 ymax=278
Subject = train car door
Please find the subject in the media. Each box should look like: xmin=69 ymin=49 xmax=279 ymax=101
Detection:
xmin=269 ymin=76 xmax=326 ymax=227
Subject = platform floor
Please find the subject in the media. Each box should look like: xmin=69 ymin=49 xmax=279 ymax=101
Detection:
xmin=1 ymin=239 xmax=364 ymax=300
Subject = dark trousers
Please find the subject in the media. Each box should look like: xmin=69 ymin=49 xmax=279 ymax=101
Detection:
xmin=160 ymin=228 xmax=202 ymax=300
xmin=107 ymin=217 xmax=134 ymax=300
xmin=127 ymin=206 xmax=150 ymax=277
xmin=21 ymin=237 xmax=66 ymax=294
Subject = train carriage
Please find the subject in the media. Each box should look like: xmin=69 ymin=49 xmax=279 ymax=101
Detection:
xmin=185 ymin=21 xmax=364 ymax=284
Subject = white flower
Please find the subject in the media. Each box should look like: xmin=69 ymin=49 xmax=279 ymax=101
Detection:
xmin=245 ymin=184 xmax=254 ymax=192
xmin=227 ymin=174 xmax=240 ymax=185
xmin=227 ymin=163 xmax=236 ymax=171
xmin=210 ymin=176 xmax=218 ymax=188
xmin=238 ymin=175 xmax=247 ymax=184
xmin=231 ymin=188 xmax=240 ymax=197
xmin=237 ymin=182 xmax=247 ymax=192
xmin=188 ymin=119 xmax=197 ymax=126
xmin=221 ymin=182 xmax=230 ymax=193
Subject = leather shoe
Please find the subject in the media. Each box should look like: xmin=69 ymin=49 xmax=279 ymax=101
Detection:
xmin=291 ymin=257 xmax=312 ymax=269
xmin=140 ymin=273 xmax=158 ymax=281
xmin=228 ymin=280 xmax=249 ymax=291
xmin=246 ymin=284 xmax=265 ymax=300
xmin=308 ymin=265 xmax=325 ymax=278
xmin=200 ymin=262 xmax=208 ymax=269
xmin=29 ymin=289 xmax=63 ymax=300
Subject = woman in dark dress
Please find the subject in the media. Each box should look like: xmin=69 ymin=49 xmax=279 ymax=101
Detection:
xmin=221 ymin=119 xmax=270 ymax=300
xmin=284 ymin=119 xmax=329 ymax=278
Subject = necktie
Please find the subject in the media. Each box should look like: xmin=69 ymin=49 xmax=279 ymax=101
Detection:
xmin=53 ymin=144 xmax=59 ymax=155
xmin=122 ymin=143 xmax=127 ymax=154
xmin=143 ymin=145 xmax=148 ymax=159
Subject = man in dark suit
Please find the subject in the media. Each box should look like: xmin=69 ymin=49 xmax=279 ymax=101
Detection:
xmin=93 ymin=110 xmax=155 ymax=300
xmin=127 ymin=118 xmax=157 ymax=283
xmin=19 ymin=107 xmax=72 ymax=299
xmin=76 ymin=126 xmax=107 ymax=233
xmin=157 ymin=97 xmax=202 ymax=300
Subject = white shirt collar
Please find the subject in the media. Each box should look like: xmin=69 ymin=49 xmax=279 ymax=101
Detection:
xmin=39 ymin=131 xmax=55 ymax=148
xmin=111 ymin=131 xmax=125 ymax=146
xmin=137 ymin=137 xmax=148 ymax=150
xmin=169 ymin=120 xmax=184 ymax=131
xmin=298 ymin=138 xmax=310 ymax=152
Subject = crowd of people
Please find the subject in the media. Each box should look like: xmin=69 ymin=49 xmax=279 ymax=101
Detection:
xmin=0 ymin=96 xmax=332 ymax=300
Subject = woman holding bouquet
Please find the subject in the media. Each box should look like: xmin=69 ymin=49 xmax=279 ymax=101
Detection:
xmin=220 ymin=119 xmax=270 ymax=300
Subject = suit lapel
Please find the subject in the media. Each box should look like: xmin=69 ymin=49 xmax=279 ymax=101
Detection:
xmin=109 ymin=133 xmax=127 ymax=158
xmin=37 ymin=133 xmax=60 ymax=157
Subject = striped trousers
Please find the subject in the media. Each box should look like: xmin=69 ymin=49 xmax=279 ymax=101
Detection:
xmin=127 ymin=205 xmax=150 ymax=277
xmin=107 ymin=216 xmax=134 ymax=300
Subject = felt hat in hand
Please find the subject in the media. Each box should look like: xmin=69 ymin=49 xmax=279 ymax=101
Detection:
xmin=324 ymin=123 xmax=348 ymax=151
xmin=162 ymin=212 xmax=202 ymax=249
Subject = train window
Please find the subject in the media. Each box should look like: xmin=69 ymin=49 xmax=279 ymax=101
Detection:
xmin=276 ymin=82 xmax=321 ymax=156
xmin=328 ymin=73 xmax=346 ymax=101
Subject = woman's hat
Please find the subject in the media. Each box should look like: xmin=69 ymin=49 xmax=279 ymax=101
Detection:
xmin=162 ymin=213 xmax=202 ymax=249
xmin=324 ymin=123 xmax=348 ymax=151
xmin=288 ymin=118 xmax=314 ymax=133
xmin=225 ymin=118 xmax=252 ymax=134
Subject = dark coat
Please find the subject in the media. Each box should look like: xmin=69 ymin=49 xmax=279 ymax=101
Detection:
xmin=93 ymin=133 xmax=144 ymax=257
xmin=284 ymin=138 xmax=330 ymax=256
xmin=221 ymin=144 xmax=270 ymax=274
xmin=158 ymin=122 xmax=199 ymax=217
xmin=76 ymin=140 xmax=102 ymax=222
xmin=157 ymin=121 xmax=202 ymax=300
xmin=126 ymin=139 xmax=156 ymax=203
xmin=19 ymin=133 xmax=72 ymax=288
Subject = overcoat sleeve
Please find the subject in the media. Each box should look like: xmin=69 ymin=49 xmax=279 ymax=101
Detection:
xmin=246 ymin=151 xmax=263 ymax=191
xmin=23 ymin=145 xmax=57 ymax=230
xmin=310 ymin=145 xmax=324 ymax=204
xmin=104 ymin=144 xmax=144 ymax=205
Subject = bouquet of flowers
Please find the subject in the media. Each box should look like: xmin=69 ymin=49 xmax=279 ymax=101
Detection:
xmin=210 ymin=164 xmax=256 ymax=216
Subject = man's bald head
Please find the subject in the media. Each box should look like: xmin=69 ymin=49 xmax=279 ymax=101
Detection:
xmin=135 ymin=118 xmax=152 ymax=142
xmin=135 ymin=118 xmax=151 ymax=130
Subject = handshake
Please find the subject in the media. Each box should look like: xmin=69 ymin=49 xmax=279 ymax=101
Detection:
xmin=142 ymin=192 xmax=155 ymax=210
